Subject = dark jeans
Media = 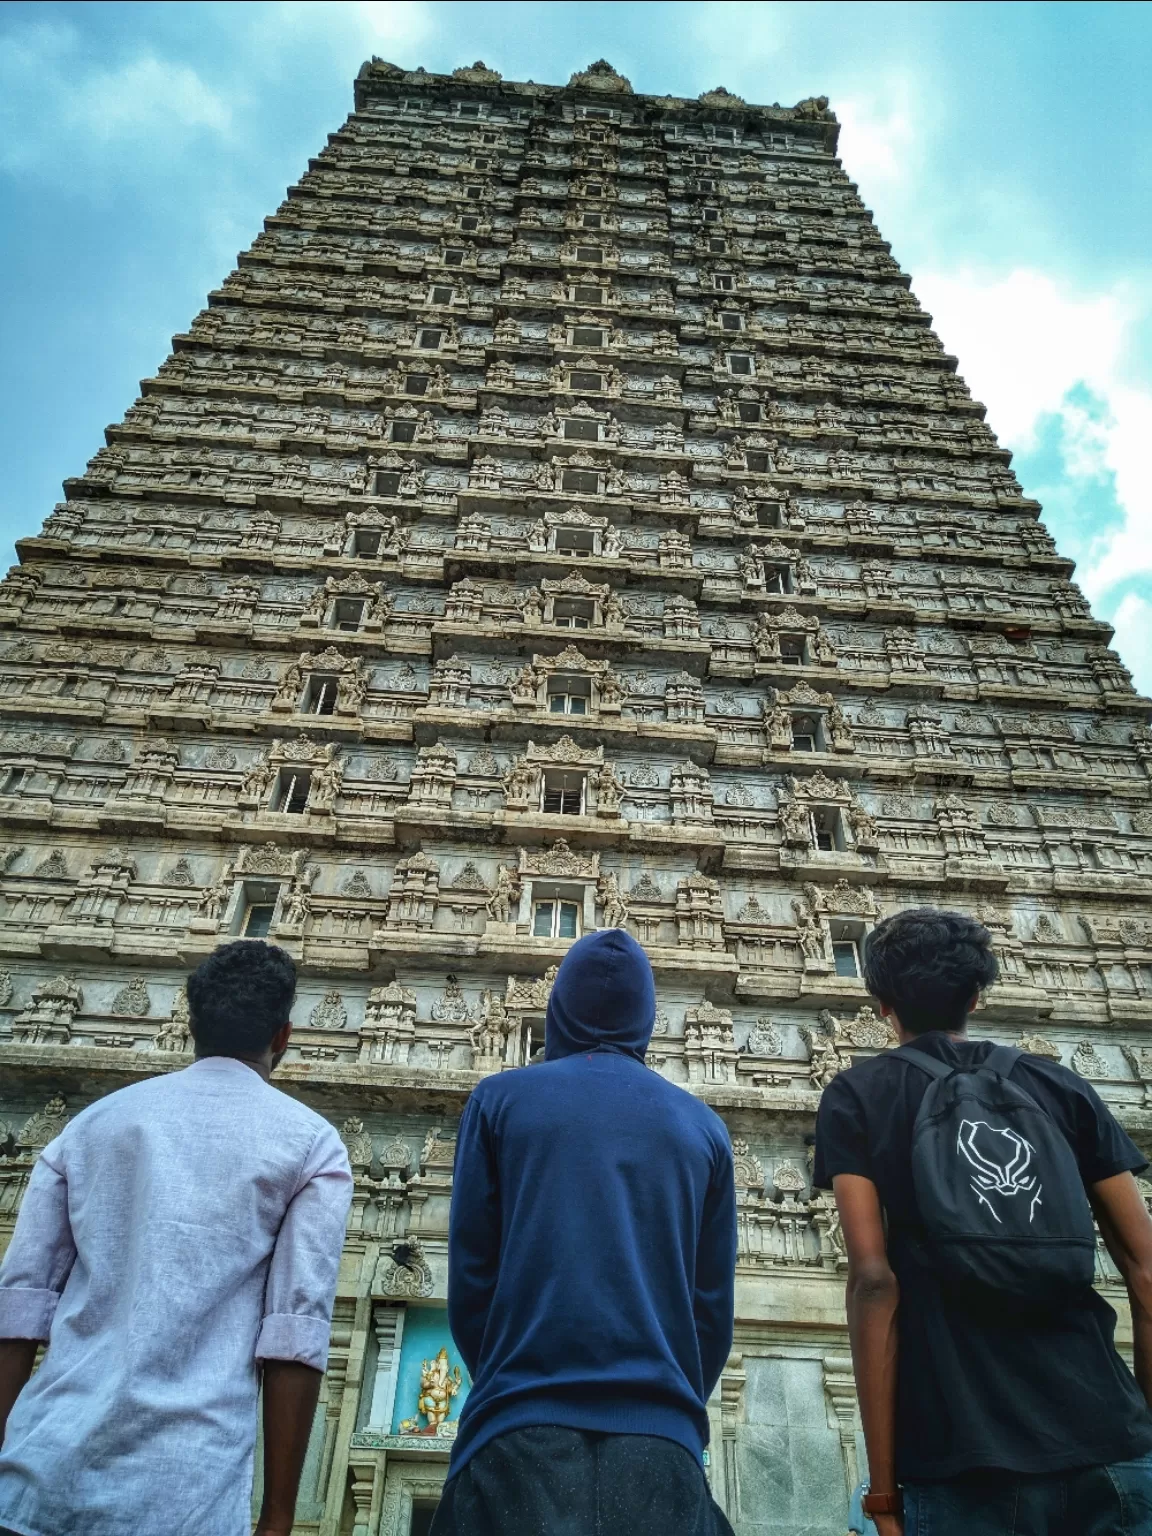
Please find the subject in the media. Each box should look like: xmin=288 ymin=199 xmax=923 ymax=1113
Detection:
xmin=430 ymin=1425 xmax=734 ymax=1536
xmin=904 ymin=1454 xmax=1152 ymax=1536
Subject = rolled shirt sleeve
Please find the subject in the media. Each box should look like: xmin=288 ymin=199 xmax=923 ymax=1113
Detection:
xmin=255 ymin=1122 xmax=353 ymax=1371
xmin=0 ymin=1143 xmax=78 ymax=1341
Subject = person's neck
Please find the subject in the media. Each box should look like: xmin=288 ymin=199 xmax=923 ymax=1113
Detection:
xmin=899 ymin=1026 xmax=969 ymax=1046
xmin=195 ymin=1051 xmax=273 ymax=1081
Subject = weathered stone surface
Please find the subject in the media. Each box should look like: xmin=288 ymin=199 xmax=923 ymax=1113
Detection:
xmin=1 ymin=58 xmax=1149 ymax=1536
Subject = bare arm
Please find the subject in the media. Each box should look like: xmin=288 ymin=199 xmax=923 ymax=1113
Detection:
xmin=254 ymin=1360 xmax=324 ymax=1536
xmin=1091 ymin=1170 xmax=1152 ymax=1408
xmin=834 ymin=1172 xmax=903 ymax=1536
xmin=0 ymin=1339 xmax=37 ymax=1446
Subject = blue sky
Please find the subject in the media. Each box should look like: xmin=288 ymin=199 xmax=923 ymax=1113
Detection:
xmin=2 ymin=1 xmax=1150 ymax=689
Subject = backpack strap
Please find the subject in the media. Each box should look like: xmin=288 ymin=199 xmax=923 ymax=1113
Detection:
xmin=983 ymin=1044 xmax=1023 ymax=1079
xmin=891 ymin=1043 xmax=954 ymax=1080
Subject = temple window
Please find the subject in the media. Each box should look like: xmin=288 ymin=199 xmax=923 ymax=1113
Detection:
xmin=532 ymin=898 xmax=581 ymax=939
xmin=830 ymin=919 xmax=865 ymax=977
xmin=553 ymin=598 xmax=593 ymax=630
xmin=302 ymin=674 xmax=339 ymax=716
xmin=273 ymin=768 xmax=312 ymax=814
xmin=547 ymin=677 xmax=590 ymax=715
xmin=332 ymin=598 xmax=365 ymax=632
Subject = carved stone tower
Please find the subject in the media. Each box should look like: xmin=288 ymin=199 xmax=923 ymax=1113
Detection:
xmin=2 ymin=56 xmax=1150 ymax=1536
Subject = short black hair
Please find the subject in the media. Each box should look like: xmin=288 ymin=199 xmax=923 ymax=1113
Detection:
xmin=187 ymin=939 xmax=296 ymax=1057
xmin=863 ymin=906 xmax=998 ymax=1035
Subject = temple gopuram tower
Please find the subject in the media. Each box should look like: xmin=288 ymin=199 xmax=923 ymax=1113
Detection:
xmin=2 ymin=56 xmax=1151 ymax=1536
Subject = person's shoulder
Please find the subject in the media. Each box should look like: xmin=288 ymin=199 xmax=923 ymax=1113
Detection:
xmin=1015 ymin=1051 xmax=1100 ymax=1102
xmin=266 ymin=1080 xmax=343 ymax=1139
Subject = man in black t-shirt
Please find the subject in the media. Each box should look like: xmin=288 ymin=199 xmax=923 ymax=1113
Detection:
xmin=815 ymin=906 xmax=1152 ymax=1536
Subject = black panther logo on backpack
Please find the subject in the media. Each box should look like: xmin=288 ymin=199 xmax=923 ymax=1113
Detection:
xmin=957 ymin=1119 xmax=1042 ymax=1223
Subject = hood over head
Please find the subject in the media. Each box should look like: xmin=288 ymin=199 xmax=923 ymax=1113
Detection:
xmin=544 ymin=928 xmax=656 ymax=1062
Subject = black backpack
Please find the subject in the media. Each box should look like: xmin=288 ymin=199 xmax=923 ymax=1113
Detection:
xmin=895 ymin=1043 xmax=1097 ymax=1302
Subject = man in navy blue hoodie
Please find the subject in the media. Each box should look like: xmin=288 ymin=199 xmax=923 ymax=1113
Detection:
xmin=433 ymin=928 xmax=737 ymax=1536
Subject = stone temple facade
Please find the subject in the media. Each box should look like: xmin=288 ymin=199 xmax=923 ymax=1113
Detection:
xmin=2 ymin=53 xmax=1152 ymax=1536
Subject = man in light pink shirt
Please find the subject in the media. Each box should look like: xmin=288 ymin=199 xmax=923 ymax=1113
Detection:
xmin=0 ymin=940 xmax=353 ymax=1536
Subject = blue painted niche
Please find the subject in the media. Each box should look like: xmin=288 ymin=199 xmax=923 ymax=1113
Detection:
xmin=390 ymin=1304 xmax=473 ymax=1436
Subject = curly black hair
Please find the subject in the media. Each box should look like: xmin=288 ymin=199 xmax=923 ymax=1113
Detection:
xmin=187 ymin=939 xmax=296 ymax=1057
xmin=862 ymin=906 xmax=998 ymax=1036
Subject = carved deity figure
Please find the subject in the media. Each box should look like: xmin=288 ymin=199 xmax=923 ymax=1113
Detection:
xmin=196 ymin=863 xmax=234 ymax=923
xmin=803 ymin=1014 xmax=850 ymax=1089
xmin=598 ymin=871 xmax=629 ymax=929
xmin=485 ymin=865 xmax=520 ymax=924
xmin=400 ymin=1348 xmax=462 ymax=1435
xmin=469 ymin=990 xmax=511 ymax=1062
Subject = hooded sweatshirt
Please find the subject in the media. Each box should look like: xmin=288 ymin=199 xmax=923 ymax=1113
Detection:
xmin=445 ymin=928 xmax=737 ymax=1477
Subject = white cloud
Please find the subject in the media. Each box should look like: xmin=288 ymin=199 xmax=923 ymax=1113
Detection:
xmin=254 ymin=0 xmax=433 ymax=57
xmin=836 ymin=87 xmax=919 ymax=192
xmin=0 ymin=21 xmax=233 ymax=172
xmin=914 ymin=267 xmax=1152 ymax=671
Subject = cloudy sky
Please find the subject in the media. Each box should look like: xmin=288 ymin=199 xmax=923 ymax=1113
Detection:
xmin=2 ymin=1 xmax=1149 ymax=689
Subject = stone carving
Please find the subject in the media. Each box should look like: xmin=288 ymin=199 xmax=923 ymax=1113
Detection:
xmin=4 ymin=57 xmax=1151 ymax=1520
xmin=598 ymin=871 xmax=629 ymax=928
xmin=310 ymin=989 xmax=348 ymax=1030
xmin=340 ymin=1116 xmax=373 ymax=1169
xmin=802 ymin=1014 xmax=853 ymax=1088
xmin=746 ymin=1017 xmax=783 ymax=1057
xmin=1018 ymin=1033 xmax=1061 ymax=1061
xmin=375 ymin=1237 xmax=434 ymax=1300
xmin=153 ymin=988 xmax=192 ymax=1053
xmin=732 ymin=1138 xmax=765 ymax=1189
xmin=13 ymin=973 xmax=84 ymax=1045
xmin=18 ymin=1095 xmax=70 ymax=1149
xmin=1071 ymin=1040 xmax=1107 ymax=1079
xmin=111 ymin=976 xmax=151 ymax=1017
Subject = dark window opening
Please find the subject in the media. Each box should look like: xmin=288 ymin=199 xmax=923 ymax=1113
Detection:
xmin=708 ymin=237 xmax=728 ymax=252
xmin=444 ymin=249 xmax=465 ymax=266
xmin=458 ymin=104 xmax=481 ymax=118
xmin=757 ymin=504 xmax=780 ymax=528
xmin=720 ymin=312 xmax=742 ymax=331
xmin=830 ymin=920 xmax=863 ymax=977
xmin=738 ymin=401 xmax=761 ymax=422
xmin=465 ymin=185 xmax=483 ymax=201
xmin=810 ymin=807 xmax=840 ymax=853
xmin=404 ymin=375 xmax=429 ymax=396
xmin=408 ymin=1504 xmax=440 ymax=1536
xmin=391 ymin=420 xmax=417 ymax=443
xmin=473 ymin=156 xmax=491 ymax=169
xmin=582 ymin=213 xmax=603 ymax=229
xmin=563 ymin=417 xmax=599 ymax=442
xmin=376 ymin=470 xmax=402 ymax=496
xmin=547 ymin=676 xmax=591 ymax=714
xmin=554 ymin=527 xmax=595 ymax=558
xmin=542 ymin=769 xmax=585 ymax=814
xmin=460 ymin=215 xmax=479 ymax=231
xmin=779 ymin=634 xmax=805 ymax=665
xmin=562 ymin=468 xmax=600 ymax=494
xmin=303 ymin=675 xmax=338 ymax=716
xmin=746 ymin=452 xmax=770 ymax=474
xmin=430 ymin=285 xmax=453 ymax=304
xmin=554 ymin=598 xmax=593 ymax=629
xmin=714 ymin=274 xmax=735 ymax=292
xmin=333 ymin=598 xmax=365 ymax=632
xmin=791 ymin=715 xmax=818 ymax=753
xmin=242 ymin=889 xmax=278 ymax=939
xmin=576 ymin=246 xmax=602 ymax=263
xmin=418 ymin=328 xmax=443 ymax=350
xmin=353 ymin=530 xmax=382 ymax=559
xmin=728 ymin=353 xmax=753 ymax=376
xmin=274 ymin=769 xmax=312 ymax=814
xmin=570 ymin=370 xmax=603 ymax=392
xmin=573 ymin=326 xmax=605 ymax=347
xmin=573 ymin=284 xmax=605 ymax=304
xmin=702 ymin=207 xmax=720 ymax=224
